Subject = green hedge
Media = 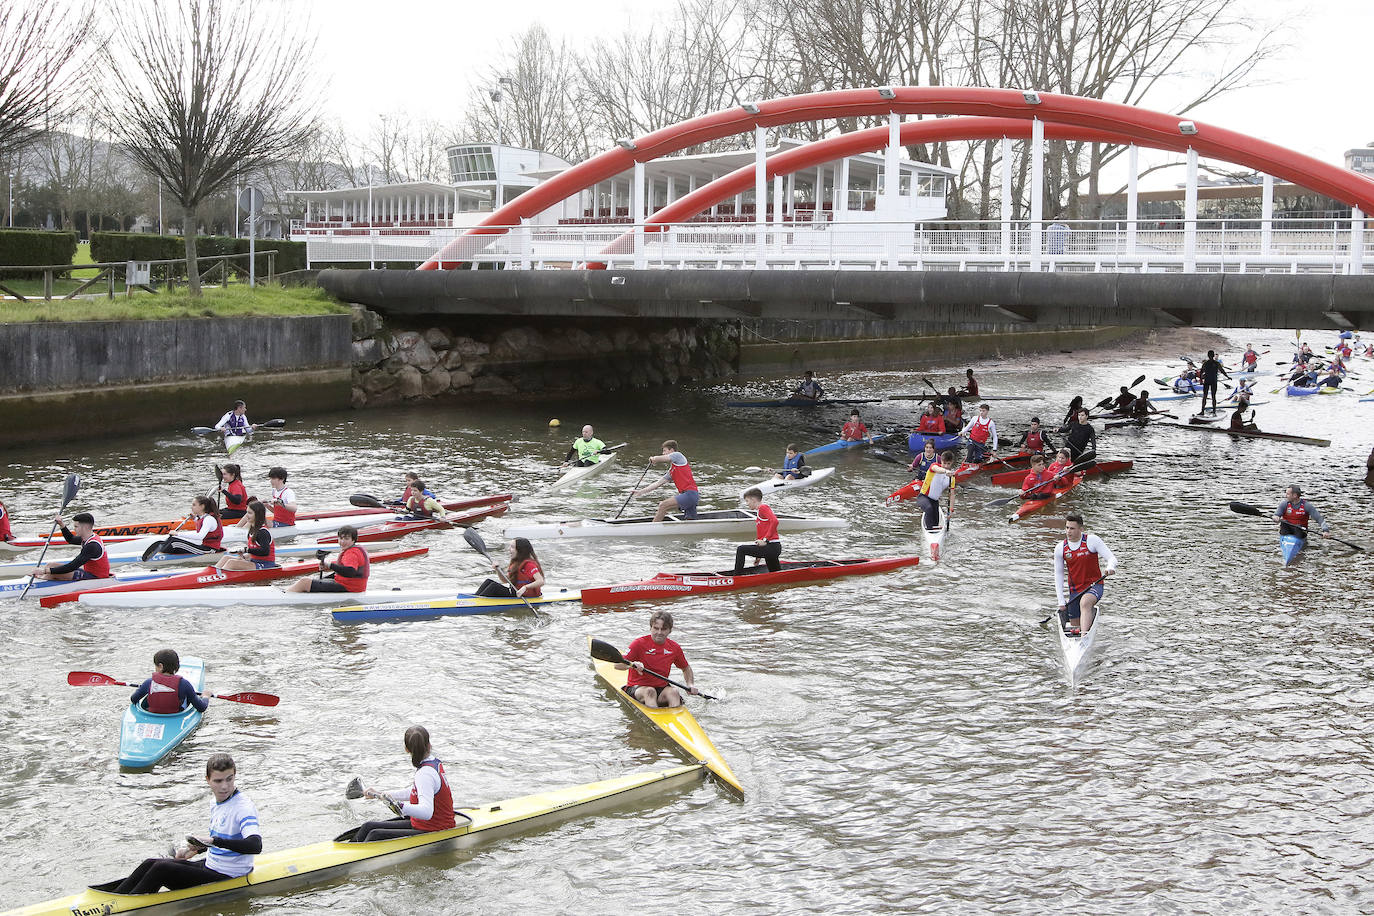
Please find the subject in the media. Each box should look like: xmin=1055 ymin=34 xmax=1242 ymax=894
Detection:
xmin=90 ymin=232 xmax=307 ymax=276
xmin=0 ymin=230 xmax=79 ymax=277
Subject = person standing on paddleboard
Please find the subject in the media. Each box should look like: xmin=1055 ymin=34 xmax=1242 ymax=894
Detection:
xmin=1272 ymin=485 xmax=1331 ymax=543
xmin=1054 ymin=512 xmax=1117 ymax=636
xmin=1199 ymin=350 xmax=1230 ymax=415
xmin=733 ymin=488 xmax=781 ymax=574
xmin=564 ymin=425 xmax=607 ymax=467
xmin=213 ymin=400 xmax=257 ymax=438
xmin=352 ymin=725 xmax=457 ymax=842
xmin=633 ymin=440 xmax=700 ymax=522
xmin=618 ymin=610 xmax=698 ymax=708
xmin=35 ymin=512 xmax=111 ymax=582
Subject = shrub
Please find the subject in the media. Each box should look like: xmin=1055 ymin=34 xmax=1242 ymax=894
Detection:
xmin=0 ymin=229 xmax=79 ymax=277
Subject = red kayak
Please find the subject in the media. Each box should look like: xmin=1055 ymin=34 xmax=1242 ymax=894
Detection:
xmin=989 ymin=460 xmax=1133 ymax=487
xmin=580 ymin=556 xmax=920 ymax=606
xmin=952 ymin=449 xmax=1036 ymax=482
xmin=331 ymin=501 xmax=510 ymax=543
xmin=1008 ymin=474 xmax=1085 ymax=522
xmin=39 ymin=546 xmax=428 ymax=607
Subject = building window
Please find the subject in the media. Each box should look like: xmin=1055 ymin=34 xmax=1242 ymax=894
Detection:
xmin=449 ymin=145 xmax=496 ymax=182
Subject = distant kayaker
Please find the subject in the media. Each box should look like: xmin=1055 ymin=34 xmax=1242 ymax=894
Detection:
xmin=633 ymin=440 xmax=700 ymax=522
xmin=285 ymin=525 xmax=369 ymax=593
xmin=1128 ymin=390 xmax=1162 ymax=420
xmin=794 ymin=370 xmax=824 ymax=402
xmin=108 ymin=753 xmax=260 ymax=894
xmin=392 ymin=473 xmax=433 ymax=509
xmin=908 ymin=438 xmax=939 ymax=478
xmin=1054 ymin=511 xmax=1117 ymax=636
xmin=617 ymin=610 xmax=698 ymax=708
xmin=734 ymin=488 xmax=781 ymax=573
xmin=213 ymin=400 xmax=257 ymax=438
xmin=1061 ymin=408 xmax=1097 ymax=461
xmin=564 ymin=425 xmax=606 ymax=467
xmin=957 ymin=369 xmax=980 ymax=398
xmin=219 ymin=464 xmax=248 ymax=522
xmin=1241 ymin=344 xmax=1259 ymax=372
xmin=0 ymin=496 xmax=12 ymax=543
xmin=131 ymin=649 xmax=209 ymax=716
xmin=1272 ymin=485 xmax=1331 ymax=543
xmin=941 ymin=393 xmax=963 ymax=434
xmin=266 ymin=467 xmax=298 ymax=528
xmin=771 ymin=444 xmax=809 ymax=480
xmin=914 ymin=449 xmax=957 ymax=533
xmin=1020 ymin=454 xmax=1050 ymax=494
xmin=839 ymin=410 xmax=869 ymax=442
xmin=1199 ymin=349 xmax=1230 ymax=414
xmin=1229 ymin=399 xmax=1259 ymax=433
xmin=1017 ymin=417 xmax=1055 ymax=454
xmin=352 ymin=725 xmax=457 ymax=842
xmin=35 ymin=512 xmax=111 ymax=581
xmin=216 ymin=501 xmax=276 ymax=570
xmin=403 ymin=479 xmax=447 ymax=519
xmin=961 ymin=403 xmax=998 ymax=463
xmin=1061 ymin=396 xmax=1084 ymax=427
xmin=475 ymin=537 xmax=544 ymax=598
xmin=1111 ymin=387 xmax=1137 ymax=414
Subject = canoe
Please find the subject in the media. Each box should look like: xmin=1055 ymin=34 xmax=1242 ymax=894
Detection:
xmin=1158 ymin=423 xmax=1330 ymax=447
xmin=77 ymin=586 xmax=460 ymax=609
xmin=1009 ymin=474 xmax=1084 ymax=522
xmin=906 ymin=432 xmax=963 ymax=452
xmin=503 ymin=509 xmax=847 ymax=541
xmin=224 ymin=434 xmax=247 ymax=456
xmin=579 ymin=557 xmax=918 ymax=606
xmin=0 ymin=566 xmax=182 ymax=602
xmin=589 ymin=637 xmax=742 ymax=795
xmin=1280 ymin=533 xmax=1304 ymax=566
xmin=38 ymin=547 xmax=428 ymax=608
xmin=724 ymin=397 xmax=882 ymax=408
xmin=8 ymin=764 xmax=704 ymax=915
xmin=332 ymin=588 xmax=583 ymax=623
xmin=1055 ymin=607 xmax=1102 ymax=688
xmin=989 ymin=460 xmax=1133 ymax=487
xmin=736 ymin=466 xmax=835 ymax=501
xmin=543 ymin=452 xmax=619 ymax=494
xmin=117 ymin=656 xmax=206 ymax=768
xmin=922 ymin=507 xmax=949 ymax=563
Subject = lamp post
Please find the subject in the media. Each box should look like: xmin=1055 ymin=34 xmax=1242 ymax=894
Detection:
xmin=490 ymin=76 xmax=515 ymax=221
xmin=7 ymin=171 xmax=13 ymax=228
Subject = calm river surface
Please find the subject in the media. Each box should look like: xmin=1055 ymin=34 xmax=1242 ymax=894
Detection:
xmin=2 ymin=327 xmax=1372 ymax=914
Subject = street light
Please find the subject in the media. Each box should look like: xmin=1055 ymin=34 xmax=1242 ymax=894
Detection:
xmin=490 ymin=76 xmax=517 ymax=216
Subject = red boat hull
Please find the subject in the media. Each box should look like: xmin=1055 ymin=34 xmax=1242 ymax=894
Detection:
xmin=1009 ymin=474 xmax=1084 ymax=522
xmin=989 ymin=460 xmax=1133 ymax=487
xmin=580 ymin=556 xmax=920 ymax=606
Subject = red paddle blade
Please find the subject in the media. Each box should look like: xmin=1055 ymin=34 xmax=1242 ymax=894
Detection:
xmin=213 ymin=691 xmax=280 ymax=707
xmin=68 ymin=671 xmax=122 ymax=687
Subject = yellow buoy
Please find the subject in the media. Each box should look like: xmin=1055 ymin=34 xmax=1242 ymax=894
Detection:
xmin=549 ymin=419 xmax=561 ymax=427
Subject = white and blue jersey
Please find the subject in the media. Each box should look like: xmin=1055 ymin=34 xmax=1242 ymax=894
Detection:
xmin=207 ymin=790 xmax=261 ymax=877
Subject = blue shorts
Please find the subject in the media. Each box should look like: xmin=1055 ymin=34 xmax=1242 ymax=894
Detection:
xmin=250 ymin=560 xmax=279 ymax=570
xmin=1065 ymin=582 xmax=1104 ymax=620
xmin=270 ymin=521 xmax=291 ymax=528
xmin=70 ymin=569 xmax=101 ymax=581
xmin=674 ymin=490 xmax=699 ymax=519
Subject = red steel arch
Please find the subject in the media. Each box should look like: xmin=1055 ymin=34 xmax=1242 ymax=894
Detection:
xmin=420 ymin=87 xmax=1374 ymax=269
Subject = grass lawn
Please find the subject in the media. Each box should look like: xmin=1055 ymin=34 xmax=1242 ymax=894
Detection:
xmin=0 ymin=283 xmax=347 ymax=322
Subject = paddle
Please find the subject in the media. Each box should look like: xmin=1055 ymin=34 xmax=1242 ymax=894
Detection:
xmin=256 ymin=418 xmax=286 ymax=429
xmin=556 ymin=441 xmax=628 ymax=470
xmin=616 ymin=461 xmax=655 ymax=520
xmin=588 ymin=638 xmax=716 ymax=700
xmin=983 ymin=455 xmax=1096 ymax=509
xmin=19 ymin=474 xmax=81 ymax=600
xmin=461 ymin=527 xmax=542 ymax=616
xmin=1227 ymin=501 xmax=1366 ymax=552
xmin=344 ymin=776 xmax=403 ymax=816
xmin=1094 ymin=374 xmax=1147 ymax=410
xmin=350 ymin=494 xmax=387 ymax=510
xmin=191 ymin=426 xmax=218 ymax=436
xmin=1037 ymin=574 xmax=1108 ymax=626
xmin=66 ymin=671 xmax=280 ymax=706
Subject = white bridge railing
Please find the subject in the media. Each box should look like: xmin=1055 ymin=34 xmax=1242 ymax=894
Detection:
xmin=299 ymin=217 xmax=1372 ymax=274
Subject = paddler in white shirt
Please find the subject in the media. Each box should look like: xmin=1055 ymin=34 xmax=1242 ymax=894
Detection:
xmin=563 ymin=425 xmax=606 ymax=468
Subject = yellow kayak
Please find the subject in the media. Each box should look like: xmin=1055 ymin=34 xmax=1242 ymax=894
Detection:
xmin=589 ymin=636 xmax=743 ymax=796
xmin=5 ymin=764 xmax=704 ymax=915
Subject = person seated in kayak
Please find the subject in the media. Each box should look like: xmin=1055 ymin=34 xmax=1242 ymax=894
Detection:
xmin=794 ymin=370 xmax=824 ymax=402
xmin=35 ymin=512 xmax=111 ymax=582
xmin=213 ymin=400 xmax=256 ymax=439
xmin=1111 ymin=387 xmax=1137 ymax=414
xmin=1229 ymin=399 xmax=1259 ymax=433
xmin=1128 ymin=390 xmax=1163 ymax=420
xmin=352 ymin=725 xmax=457 ymax=842
xmin=1272 ymin=485 xmax=1331 ymax=543
xmin=389 ymin=472 xmax=432 ymax=507
xmin=961 ymin=403 xmax=998 ymax=463
xmin=1061 ymin=396 xmax=1084 ymax=427
xmin=265 ymin=467 xmax=298 ymax=528
xmin=1045 ymin=448 xmax=1077 ymax=489
xmin=403 ymin=479 xmax=448 ymax=520
xmin=915 ymin=403 xmax=945 ymax=436
xmin=1231 ymin=378 xmax=1256 ymax=401
xmin=772 ymin=444 xmax=809 ymax=480
xmin=914 ymin=450 xmax=957 ymax=533
xmin=1017 ymin=417 xmax=1055 ymax=454
xmin=1019 ymin=454 xmax=1051 ymax=494
xmin=1289 ymin=368 xmax=1318 ymax=388
xmin=163 ymin=496 xmax=224 ymax=556
xmin=733 ymin=488 xmax=781 ymax=574
xmin=957 ymin=368 xmax=979 ymax=398
xmin=475 ymin=537 xmax=544 ymax=598
xmin=285 ymin=525 xmax=369 ymax=593
xmin=1054 ymin=511 xmax=1117 ymax=636
xmin=839 ymin=410 xmax=869 ymax=442
xmin=0 ymin=496 xmax=12 ymax=544
xmin=907 ymin=438 xmax=939 ymax=478
xmin=130 ymin=648 xmax=209 ymax=716
xmin=1061 ymin=408 xmax=1097 ymax=461
xmin=564 ymin=425 xmax=606 ymax=467
xmin=216 ymin=502 xmax=277 ymax=570
xmin=107 ymin=754 xmax=260 ymax=894
xmin=941 ymin=394 xmax=963 ymax=434
xmin=1241 ymin=344 xmax=1259 ymax=372
xmin=1317 ymin=370 xmax=1343 ymax=389
xmin=1172 ymin=374 xmax=1197 ymax=393
xmin=633 ymin=440 xmax=700 ymax=522
xmin=219 ymin=464 xmax=249 ymax=522
xmin=618 ymin=610 xmax=698 ymax=708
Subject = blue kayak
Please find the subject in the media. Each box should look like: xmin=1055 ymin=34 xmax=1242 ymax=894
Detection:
xmin=332 ymin=589 xmax=582 ymax=623
xmin=1285 ymin=384 xmax=1325 ymax=397
xmin=725 ymin=397 xmax=882 ymax=408
xmin=804 ymin=437 xmax=875 ymax=457
xmin=1280 ymin=534 xmax=1304 ymax=566
xmin=906 ymin=432 xmax=963 ymax=452
xmin=118 ymin=656 xmax=206 ymax=768
xmin=1151 ymin=391 xmax=1197 ymax=402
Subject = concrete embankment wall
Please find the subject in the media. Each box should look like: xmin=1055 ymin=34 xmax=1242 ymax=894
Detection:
xmin=0 ymin=316 xmax=352 ymax=448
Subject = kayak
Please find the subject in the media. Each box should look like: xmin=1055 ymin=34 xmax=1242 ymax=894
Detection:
xmin=1159 ymin=423 xmax=1330 ymax=447
xmin=1056 ymin=606 xmax=1102 ymax=688
xmin=1189 ymin=413 xmax=1224 ymax=424
xmin=503 ymin=509 xmax=847 ymax=541
xmin=804 ymin=436 xmax=879 ymax=457
xmin=0 ymin=566 xmax=182 ymax=602
xmin=1280 ymin=533 xmax=1304 ymax=566
xmin=9 ymin=764 xmax=704 ymax=915
xmin=117 ymin=656 xmax=206 ymax=768
xmin=950 ymin=449 xmax=1036 ymax=482
xmin=0 ymin=540 xmax=399 ymax=578
xmin=1009 ymin=474 xmax=1084 ymax=522
xmin=989 ymin=460 xmax=1133 ymax=487
xmin=725 ymin=397 xmax=882 ymax=408
xmin=77 ymin=586 xmax=460 ymax=609
xmin=224 ymin=433 xmax=247 ymax=456
xmin=923 ymin=506 xmax=949 ymax=563
xmin=543 ymin=453 xmax=619 ymax=494
xmin=0 ymin=541 xmax=31 ymax=558
xmin=737 ymin=466 xmax=835 ymax=501
xmin=579 ymin=557 xmax=918 ymax=606
xmin=907 ymin=432 xmax=962 ymax=452
xmin=1150 ymin=391 xmax=1197 ymax=402
xmin=589 ymin=637 xmax=742 ymax=795
xmin=884 ymin=477 xmax=926 ymax=506
xmin=332 ymin=588 xmax=583 ymax=623
xmin=38 ymin=547 xmax=429 ymax=608
xmin=8 ymin=510 xmax=401 ymax=550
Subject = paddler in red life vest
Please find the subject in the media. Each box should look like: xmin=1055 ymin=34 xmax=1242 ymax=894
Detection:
xmin=916 ymin=403 xmax=945 ymax=435
xmin=352 ymin=725 xmax=457 ymax=842
xmin=839 ymin=410 xmax=869 ymax=442
xmin=961 ymin=403 xmax=998 ymax=463
xmin=733 ymin=487 xmax=781 ymax=573
xmin=1016 ymin=417 xmax=1055 ymax=455
xmin=285 ymin=525 xmax=369 ymax=593
xmin=474 ymin=537 xmax=544 ymax=598
xmin=0 ymin=496 xmax=12 ymax=544
xmin=1020 ymin=454 xmax=1050 ymax=494
xmin=618 ymin=610 xmax=698 ymax=708
xmin=265 ymin=467 xmax=298 ymax=528
xmin=914 ymin=449 xmax=957 ymax=533
xmin=216 ymin=501 xmax=277 ymax=570
xmin=219 ymin=464 xmax=249 ymax=522
xmin=1054 ymin=511 xmax=1117 ymax=635
xmin=957 ymin=368 xmax=980 ymax=398
xmin=1241 ymin=344 xmax=1259 ymax=372
xmin=186 ymin=495 xmax=226 ymax=555
xmin=1271 ymin=484 xmax=1331 ymax=543
xmin=35 ymin=511 xmax=111 ymax=582
xmin=130 ymin=649 xmax=209 ymax=715
xmin=633 ymin=440 xmax=700 ymax=522
xmin=1044 ymin=448 xmax=1077 ymax=490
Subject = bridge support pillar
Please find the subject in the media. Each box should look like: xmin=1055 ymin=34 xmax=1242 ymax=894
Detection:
xmin=885 ymin=112 xmax=901 ymax=269
xmin=1030 ymin=118 xmax=1043 ymax=271
xmin=633 ymin=161 xmax=646 ymax=269
xmin=1000 ymin=136 xmax=1012 ymax=268
xmin=1262 ymin=175 xmax=1274 ymax=255
xmin=1184 ymin=147 xmax=1198 ymax=272
xmin=755 ymin=125 xmax=767 ymax=268
xmin=1352 ymin=208 xmax=1365 ymax=275
xmin=1126 ymin=145 xmax=1138 ymax=260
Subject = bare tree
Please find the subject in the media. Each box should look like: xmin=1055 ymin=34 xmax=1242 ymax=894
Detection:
xmin=99 ymin=0 xmax=318 ymax=295
xmin=0 ymin=0 xmax=93 ymax=162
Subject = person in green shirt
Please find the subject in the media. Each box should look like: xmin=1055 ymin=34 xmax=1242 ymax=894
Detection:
xmin=564 ymin=425 xmax=606 ymax=467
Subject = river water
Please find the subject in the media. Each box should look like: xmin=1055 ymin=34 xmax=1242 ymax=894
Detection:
xmin=1 ymin=327 xmax=1371 ymax=914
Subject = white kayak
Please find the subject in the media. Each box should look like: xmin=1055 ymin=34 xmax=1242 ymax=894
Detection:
xmin=922 ymin=506 xmax=949 ymax=563
xmin=0 ymin=540 xmax=378 ymax=577
xmin=737 ymin=466 xmax=836 ymax=502
xmin=224 ymin=433 xmax=248 ymax=456
xmin=0 ymin=541 xmax=33 ymax=558
xmin=542 ymin=453 xmax=619 ymax=494
xmin=111 ymin=511 xmax=405 ymax=557
xmin=504 ymin=509 xmax=847 ymax=540
xmin=77 ymin=586 xmax=458 ymax=608
xmin=1056 ymin=604 xmax=1104 ymax=687
xmin=0 ymin=566 xmax=183 ymax=600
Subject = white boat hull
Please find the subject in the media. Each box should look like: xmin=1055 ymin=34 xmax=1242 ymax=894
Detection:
xmin=542 ymin=453 xmax=618 ymax=494
xmin=1056 ymin=605 xmax=1103 ymax=687
xmin=78 ymin=587 xmax=458 ymax=608
xmin=922 ymin=507 xmax=948 ymax=562
xmin=504 ymin=509 xmax=847 ymax=540
xmin=0 ymin=567 xmax=181 ymax=600
xmin=737 ymin=466 xmax=836 ymax=502
xmin=0 ymin=540 xmax=375 ymax=577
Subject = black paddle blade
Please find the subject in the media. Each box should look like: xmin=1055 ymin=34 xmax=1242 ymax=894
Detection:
xmin=344 ymin=776 xmax=364 ymax=799
xmin=349 ymin=494 xmax=386 ymax=509
xmin=1228 ymin=501 xmax=1265 ymax=517
xmin=1094 ymin=397 xmax=1113 ymax=409
xmin=61 ymin=474 xmax=81 ymax=508
xmin=984 ymin=496 xmax=1018 ymax=509
xmin=462 ymin=527 xmax=490 ymax=556
xmin=1129 ymin=374 xmax=1146 ymax=388
xmin=140 ymin=539 xmax=168 ymax=562
xmin=589 ymin=638 xmax=626 ymax=665
xmin=260 ymin=418 xmax=286 ymax=428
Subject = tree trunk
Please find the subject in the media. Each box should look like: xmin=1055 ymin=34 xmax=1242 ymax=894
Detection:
xmin=183 ymin=207 xmax=201 ymax=297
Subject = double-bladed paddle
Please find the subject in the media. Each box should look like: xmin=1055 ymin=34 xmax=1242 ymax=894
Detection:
xmin=344 ymin=776 xmax=403 ymax=815
xmin=1227 ymin=501 xmax=1366 ymax=552
xmin=190 ymin=419 xmax=285 ymax=437
xmin=19 ymin=474 xmax=81 ymax=600
xmin=588 ymin=638 xmax=716 ymax=700
xmin=66 ymin=671 xmax=280 ymax=706
xmin=555 ymin=442 xmax=628 ymax=470
xmin=461 ymin=527 xmax=543 ymax=616
xmin=983 ymin=454 xmax=1096 ymax=509
xmin=1094 ymin=374 xmax=1147 ymax=410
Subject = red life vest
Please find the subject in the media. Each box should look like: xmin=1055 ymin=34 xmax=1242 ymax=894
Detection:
xmin=222 ymin=479 xmax=248 ymax=515
xmin=968 ymin=416 xmax=992 ymax=444
xmin=1062 ymin=537 xmax=1103 ymax=594
xmin=840 ymin=421 xmax=867 ymax=441
xmin=248 ymin=528 xmax=275 ymax=563
xmin=918 ymin=415 xmax=944 ymax=433
xmin=409 ymin=759 xmax=456 ymax=831
xmin=1021 ymin=470 xmax=1048 ymax=492
xmin=337 ymin=544 xmax=370 ymax=592
xmin=270 ymin=487 xmax=297 ymax=526
xmin=198 ymin=514 xmax=223 ymax=550
xmin=147 ymin=672 xmax=184 ymax=714
xmin=82 ymin=534 xmax=111 ymax=579
xmin=668 ymin=459 xmax=697 ymax=493
xmin=510 ymin=558 xmax=542 ymax=598
xmin=1280 ymin=500 xmax=1310 ymax=529
xmin=0 ymin=504 xmax=10 ymax=541
xmin=1025 ymin=430 xmax=1045 ymax=452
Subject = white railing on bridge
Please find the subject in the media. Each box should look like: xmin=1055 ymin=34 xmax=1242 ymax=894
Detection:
xmin=299 ymin=217 xmax=1372 ymax=275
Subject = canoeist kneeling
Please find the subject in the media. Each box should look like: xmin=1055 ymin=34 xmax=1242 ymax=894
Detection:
xmin=914 ymin=450 xmax=957 ymax=533
xmin=617 ymin=611 xmax=698 ymax=708
xmin=35 ymin=512 xmax=111 ymax=582
xmin=734 ymin=488 xmax=781 ymax=573
xmin=1054 ymin=512 xmax=1117 ymax=636
xmin=564 ymin=425 xmax=607 ymax=467
xmin=1129 ymin=391 xmax=1162 ymax=420
xmin=285 ymin=525 xmax=368 ymax=593
xmin=352 ymin=726 xmax=458 ymax=842
xmin=1229 ymin=400 xmax=1259 ymax=433
xmin=102 ymin=754 xmax=260 ymax=894
xmin=216 ymin=502 xmax=277 ymax=570
xmin=961 ymin=403 xmax=997 ymax=463
xmin=632 ymin=440 xmax=700 ymax=522
xmin=475 ymin=537 xmax=544 ymax=598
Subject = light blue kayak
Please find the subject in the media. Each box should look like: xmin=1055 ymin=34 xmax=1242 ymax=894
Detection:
xmin=332 ymin=589 xmax=582 ymax=624
xmin=1280 ymin=534 xmax=1304 ymax=566
xmin=1151 ymin=391 xmax=1197 ymax=402
xmin=118 ymin=656 xmax=206 ymax=768
xmin=804 ymin=437 xmax=874 ymax=457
